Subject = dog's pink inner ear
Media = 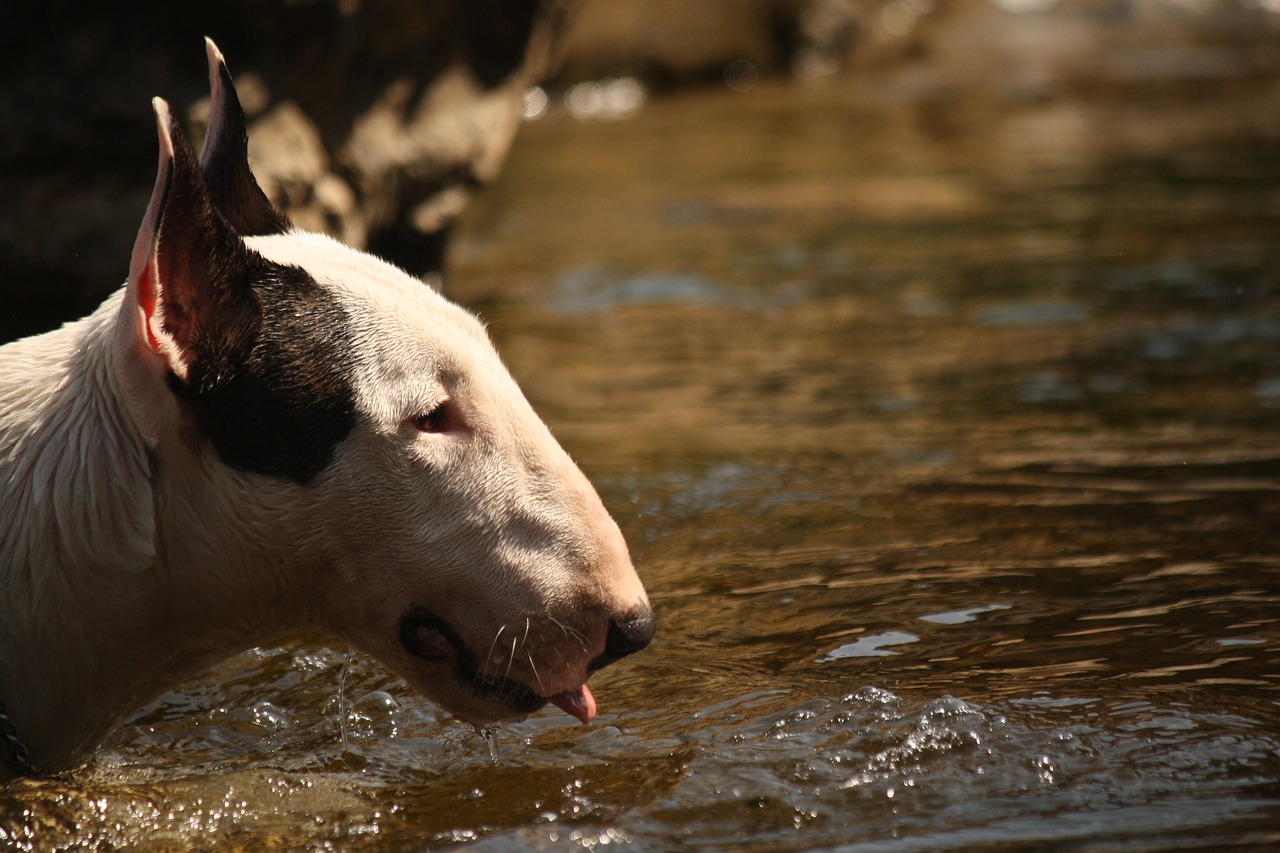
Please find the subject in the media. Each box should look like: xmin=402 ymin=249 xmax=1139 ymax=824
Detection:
xmin=137 ymin=266 xmax=165 ymax=355
xmin=127 ymin=97 xmax=252 ymax=378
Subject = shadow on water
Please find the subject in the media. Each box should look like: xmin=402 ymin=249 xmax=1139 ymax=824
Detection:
xmin=5 ymin=1 xmax=1280 ymax=849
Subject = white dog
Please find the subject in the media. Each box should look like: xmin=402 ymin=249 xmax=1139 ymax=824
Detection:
xmin=0 ymin=40 xmax=652 ymax=778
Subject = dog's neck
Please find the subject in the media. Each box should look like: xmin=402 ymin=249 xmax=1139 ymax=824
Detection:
xmin=0 ymin=294 xmax=318 ymax=775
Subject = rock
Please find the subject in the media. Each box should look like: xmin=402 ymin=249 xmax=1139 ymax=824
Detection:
xmin=0 ymin=0 xmax=575 ymax=342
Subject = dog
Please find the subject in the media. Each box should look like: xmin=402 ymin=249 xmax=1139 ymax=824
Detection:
xmin=0 ymin=40 xmax=653 ymax=778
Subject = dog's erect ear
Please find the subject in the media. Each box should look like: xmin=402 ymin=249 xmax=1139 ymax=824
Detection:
xmin=199 ymin=37 xmax=291 ymax=237
xmin=124 ymin=97 xmax=259 ymax=383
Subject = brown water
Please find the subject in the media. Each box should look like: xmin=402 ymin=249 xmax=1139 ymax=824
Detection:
xmin=5 ymin=10 xmax=1280 ymax=850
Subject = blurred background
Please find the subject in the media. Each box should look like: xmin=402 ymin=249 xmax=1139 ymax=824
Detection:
xmin=4 ymin=0 xmax=1276 ymax=339
xmin=3 ymin=1 xmax=1280 ymax=850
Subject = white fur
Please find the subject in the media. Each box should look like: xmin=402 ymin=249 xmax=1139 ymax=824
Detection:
xmin=0 ymin=204 xmax=647 ymax=777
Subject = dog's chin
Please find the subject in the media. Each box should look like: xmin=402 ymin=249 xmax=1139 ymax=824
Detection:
xmin=412 ymin=676 xmax=548 ymax=728
xmin=397 ymin=604 xmax=565 ymax=726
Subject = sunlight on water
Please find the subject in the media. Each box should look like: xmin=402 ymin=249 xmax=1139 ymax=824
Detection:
xmin=819 ymin=632 xmax=921 ymax=660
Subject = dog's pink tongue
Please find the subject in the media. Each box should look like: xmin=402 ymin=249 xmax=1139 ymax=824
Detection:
xmin=550 ymin=684 xmax=597 ymax=725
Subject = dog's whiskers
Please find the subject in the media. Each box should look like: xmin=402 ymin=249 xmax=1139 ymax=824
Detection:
xmin=527 ymin=651 xmax=545 ymax=694
xmin=484 ymin=624 xmax=507 ymax=672
xmin=549 ymin=616 xmax=590 ymax=653
xmin=508 ymin=635 xmax=519 ymax=674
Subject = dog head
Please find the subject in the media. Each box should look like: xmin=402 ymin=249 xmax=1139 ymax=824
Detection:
xmin=111 ymin=40 xmax=652 ymax=727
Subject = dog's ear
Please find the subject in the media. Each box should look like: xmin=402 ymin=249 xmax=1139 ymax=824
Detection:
xmin=198 ymin=37 xmax=291 ymax=237
xmin=123 ymin=97 xmax=260 ymax=384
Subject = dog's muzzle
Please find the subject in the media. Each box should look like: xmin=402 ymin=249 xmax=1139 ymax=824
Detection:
xmin=398 ymin=602 xmax=654 ymax=723
xmin=399 ymin=605 xmax=548 ymax=716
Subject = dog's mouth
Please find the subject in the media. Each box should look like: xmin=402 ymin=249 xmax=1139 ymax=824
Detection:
xmin=397 ymin=605 xmax=597 ymax=724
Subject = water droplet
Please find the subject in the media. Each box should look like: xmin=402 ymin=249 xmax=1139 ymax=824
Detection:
xmin=480 ymin=726 xmax=502 ymax=764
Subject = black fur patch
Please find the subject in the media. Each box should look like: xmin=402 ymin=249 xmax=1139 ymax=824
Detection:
xmin=170 ymin=258 xmax=358 ymax=485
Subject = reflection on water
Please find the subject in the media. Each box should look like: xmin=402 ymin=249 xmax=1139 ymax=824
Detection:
xmin=5 ymin=2 xmax=1280 ymax=849
xmin=819 ymin=631 xmax=922 ymax=659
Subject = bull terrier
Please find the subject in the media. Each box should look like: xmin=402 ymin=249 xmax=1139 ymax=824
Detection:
xmin=0 ymin=40 xmax=653 ymax=778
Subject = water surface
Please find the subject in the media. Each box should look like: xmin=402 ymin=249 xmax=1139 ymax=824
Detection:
xmin=4 ymin=7 xmax=1280 ymax=850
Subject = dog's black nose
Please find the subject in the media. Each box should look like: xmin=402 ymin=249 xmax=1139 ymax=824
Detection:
xmin=607 ymin=604 xmax=656 ymax=657
xmin=592 ymin=604 xmax=656 ymax=672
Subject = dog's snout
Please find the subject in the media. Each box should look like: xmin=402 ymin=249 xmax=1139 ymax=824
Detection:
xmin=590 ymin=604 xmax=655 ymax=673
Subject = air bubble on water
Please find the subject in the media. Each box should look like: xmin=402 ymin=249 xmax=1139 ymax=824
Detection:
xmin=354 ymin=690 xmax=399 ymax=715
xmin=921 ymin=695 xmax=980 ymax=721
xmin=250 ymin=701 xmax=292 ymax=730
xmin=851 ymin=686 xmax=900 ymax=707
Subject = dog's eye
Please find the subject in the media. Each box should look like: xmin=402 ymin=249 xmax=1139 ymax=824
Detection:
xmin=412 ymin=403 xmax=449 ymax=434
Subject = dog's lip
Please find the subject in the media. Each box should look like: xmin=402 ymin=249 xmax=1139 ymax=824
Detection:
xmin=400 ymin=620 xmax=456 ymax=663
xmin=398 ymin=604 xmax=595 ymax=723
